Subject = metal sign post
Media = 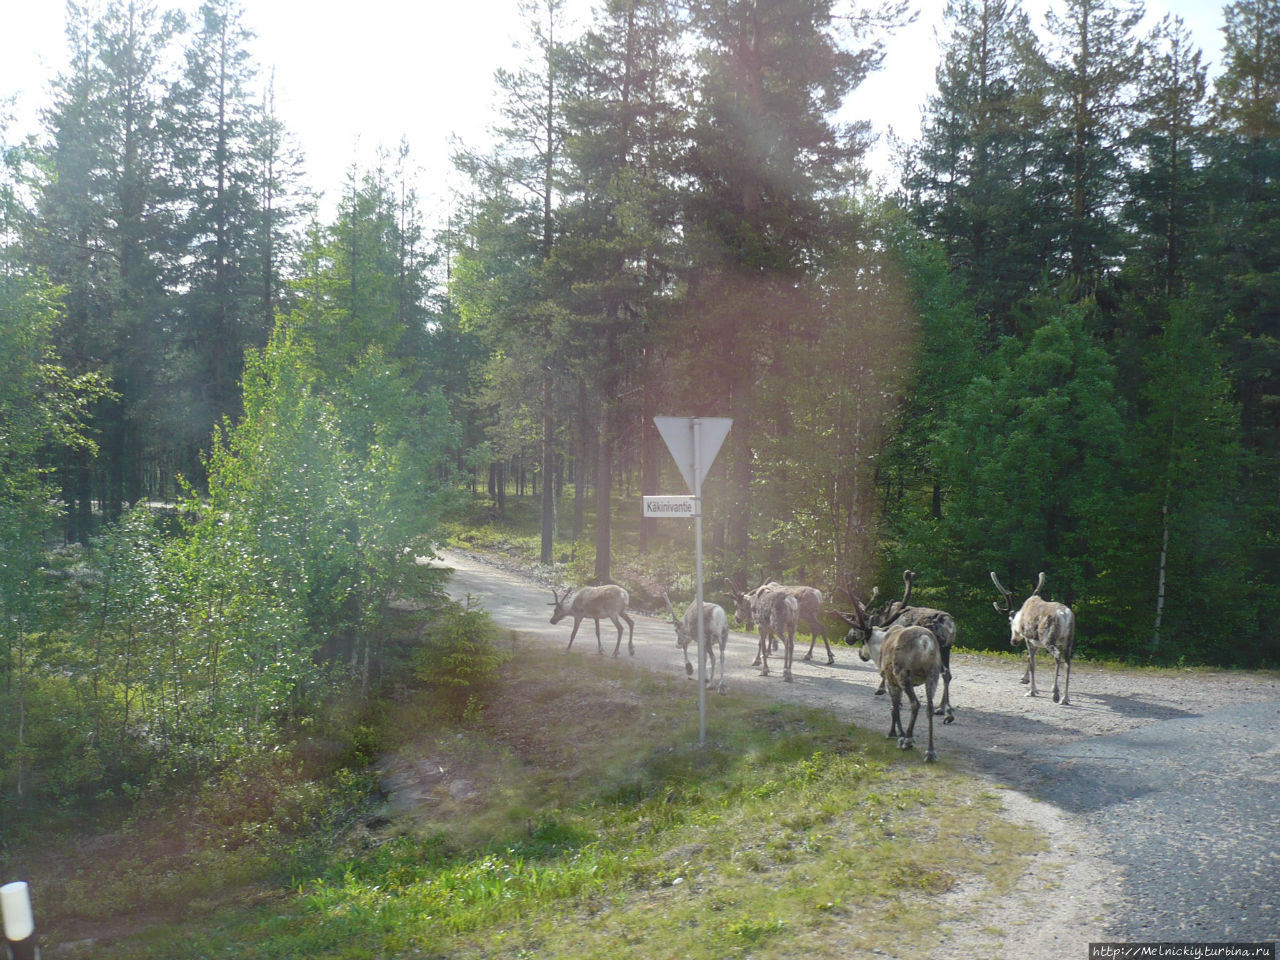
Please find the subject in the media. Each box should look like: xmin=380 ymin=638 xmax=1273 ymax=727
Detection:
xmin=651 ymin=416 xmax=731 ymax=745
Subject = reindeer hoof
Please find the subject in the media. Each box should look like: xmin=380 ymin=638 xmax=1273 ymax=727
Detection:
xmin=1059 ymin=696 xmax=1070 ymax=706
xmin=1020 ymin=676 xmax=1031 ymax=684
xmin=783 ymin=671 xmax=793 ymax=682
xmin=751 ymin=656 xmax=761 ymax=666
xmin=875 ymin=688 xmax=886 ymax=696
xmin=827 ymin=656 xmax=835 ymax=665
xmin=802 ymin=653 xmax=812 ymax=662
xmin=942 ymin=711 xmax=955 ymax=725
xmin=924 ymin=750 xmax=938 ymax=763
xmin=685 ymin=663 xmax=694 ymax=677
xmin=897 ymin=737 xmax=914 ymax=750
xmin=1025 ymin=689 xmax=1037 ymax=697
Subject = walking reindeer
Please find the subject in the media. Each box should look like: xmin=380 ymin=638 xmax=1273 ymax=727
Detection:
xmin=663 ymin=592 xmax=730 ymax=693
xmin=990 ymin=571 xmax=1076 ymax=705
xmin=838 ymin=570 xmax=956 ymax=720
xmin=856 ymin=604 xmax=949 ymax=762
xmin=548 ymin=584 xmax=636 ymax=657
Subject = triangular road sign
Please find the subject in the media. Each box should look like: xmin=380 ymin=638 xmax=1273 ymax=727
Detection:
xmin=654 ymin=416 xmax=732 ymax=494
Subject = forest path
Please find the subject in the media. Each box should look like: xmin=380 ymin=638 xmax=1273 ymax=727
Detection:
xmin=430 ymin=548 xmax=1280 ymax=956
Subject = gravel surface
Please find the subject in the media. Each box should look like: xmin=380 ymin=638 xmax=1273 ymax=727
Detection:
xmin=431 ymin=548 xmax=1280 ymax=956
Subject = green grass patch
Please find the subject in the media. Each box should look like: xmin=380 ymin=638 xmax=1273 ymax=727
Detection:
xmin=22 ymin=642 xmax=1043 ymax=959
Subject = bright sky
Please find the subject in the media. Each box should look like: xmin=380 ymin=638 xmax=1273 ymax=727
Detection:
xmin=1 ymin=0 xmax=1226 ymax=229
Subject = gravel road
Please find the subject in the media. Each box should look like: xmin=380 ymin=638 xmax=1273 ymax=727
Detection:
xmin=432 ymin=548 xmax=1280 ymax=957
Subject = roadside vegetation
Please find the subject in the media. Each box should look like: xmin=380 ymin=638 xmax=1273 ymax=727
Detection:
xmin=8 ymin=627 xmax=1042 ymax=959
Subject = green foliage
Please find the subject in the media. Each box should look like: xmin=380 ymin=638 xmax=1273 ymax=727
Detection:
xmin=413 ymin=605 xmax=510 ymax=716
xmin=48 ymin=646 xmax=1040 ymax=960
xmin=1132 ymin=298 xmax=1261 ymax=661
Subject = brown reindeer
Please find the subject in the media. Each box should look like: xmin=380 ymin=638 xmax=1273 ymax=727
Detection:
xmin=858 ymin=618 xmax=946 ymax=763
xmin=837 ymin=570 xmax=956 ymax=720
xmin=727 ymin=582 xmax=800 ymax=681
xmin=725 ymin=579 xmax=835 ymax=664
xmin=549 ymin=584 xmax=635 ymax=657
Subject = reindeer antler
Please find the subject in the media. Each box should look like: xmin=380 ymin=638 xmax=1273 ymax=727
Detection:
xmin=990 ymin=571 xmax=1013 ymax=615
xmin=662 ymin=591 xmax=680 ymax=624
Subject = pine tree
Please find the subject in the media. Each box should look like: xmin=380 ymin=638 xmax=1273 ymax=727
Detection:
xmin=1200 ymin=0 xmax=1280 ymax=457
xmin=34 ymin=0 xmax=184 ymax=533
xmin=1124 ymin=14 xmax=1208 ymax=298
xmin=454 ymin=0 xmax=574 ymax=564
xmin=169 ymin=0 xmax=273 ymax=461
xmin=557 ymin=0 xmax=686 ymax=579
xmin=1042 ymin=0 xmax=1145 ymax=297
xmin=680 ymin=0 xmax=903 ymax=578
xmin=903 ymin=0 xmax=1051 ymax=332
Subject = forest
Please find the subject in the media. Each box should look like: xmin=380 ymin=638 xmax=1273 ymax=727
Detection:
xmin=0 ymin=0 xmax=1277 ymax=811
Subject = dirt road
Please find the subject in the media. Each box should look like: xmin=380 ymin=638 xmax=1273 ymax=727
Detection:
xmin=433 ymin=548 xmax=1280 ymax=956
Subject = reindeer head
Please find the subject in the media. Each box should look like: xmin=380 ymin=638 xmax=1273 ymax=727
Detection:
xmin=838 ymin=570 xmax=912 ymax=646
xmin=663 ymin=592 xmax=690 ymax=649
xmin=990 ymin=571 xmax=1047 ymax=644
xmin=549 ymin=586 xmax=573 ymax=625
xmin=724 ymin=577 xmax=755 ymax=629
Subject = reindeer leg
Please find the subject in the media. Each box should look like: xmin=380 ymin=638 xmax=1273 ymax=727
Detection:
xmin=610 ymin=615 xmax=624 ymax=658
xmin=875 ymin=676 xmax=887 ymax=696
xmin=1052 ymin=654 xmax=1071 ymax=705
xmin=759 ymin=630 xmax=771 ymax=676
xmin=900 ymin=683 xmax=921 ymax=751
xmin=823 ymin=631 xmax=835 ymax=666
xmin=622 ymin=612 xmax=635 ymax=656
xmin=924 ymin=679 xmax=938 ymax=762
xmin=566 ymin=617 xmax=583 ymax=653
xmin=783 ymin=632 xmax=794 ymax=682
xmin=887 ymin=685 xmax=903 ymax=739
xmin=935 ymin=645 xmax=953 ymax=719
xmin=1060 ymin=656 xmax=1072 ymax=706
xmin=594 ymin=618 xmax=605 ymax=655
xmin=802 ymin=629 xmax=816 ymax=662
xmin=1026 ymin=646 xmax=1039 ymax=697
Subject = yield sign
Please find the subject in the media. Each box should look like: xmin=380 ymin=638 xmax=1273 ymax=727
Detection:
xmin=653 ymin=416 xmax=732 ymax=494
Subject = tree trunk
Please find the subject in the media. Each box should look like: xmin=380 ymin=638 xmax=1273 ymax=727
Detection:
xmin=541 ymin=375 xmax=555 ymax=564
xmin=595 ymin=403 xmax=612 ymax=582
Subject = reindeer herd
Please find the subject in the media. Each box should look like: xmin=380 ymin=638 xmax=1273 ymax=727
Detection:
xmin=548 ymin=569 xmax=1076 ymax=764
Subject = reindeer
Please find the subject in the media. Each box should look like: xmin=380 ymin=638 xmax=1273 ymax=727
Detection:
xmin=749 ymin=586 xmax=799 ymax=681
xmin=837 ymin=570 xmax=956 ymax=720
xmin=663 ymin=592 xmax=730 ymax=693
xmin=725 ymin=579 xmax=835 ymax=665
xmin=857 ymin=614 xmax=946 ymax=762
xmin=990 ymin=571 xmax=1075 ymax=705
xmin=549 ymin=584 xmax=635 ymax=658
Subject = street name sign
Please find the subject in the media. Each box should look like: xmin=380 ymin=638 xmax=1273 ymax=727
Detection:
xmin=643 ymin=495 xmax=698 ymax=518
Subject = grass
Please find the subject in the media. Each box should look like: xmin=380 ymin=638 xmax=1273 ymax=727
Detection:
xmin=29 ymin=641 xmax=1044 ymax=960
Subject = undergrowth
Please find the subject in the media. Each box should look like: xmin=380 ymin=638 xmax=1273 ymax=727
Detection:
xmin=39 ymin=641 xmax=1042 ymax=960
